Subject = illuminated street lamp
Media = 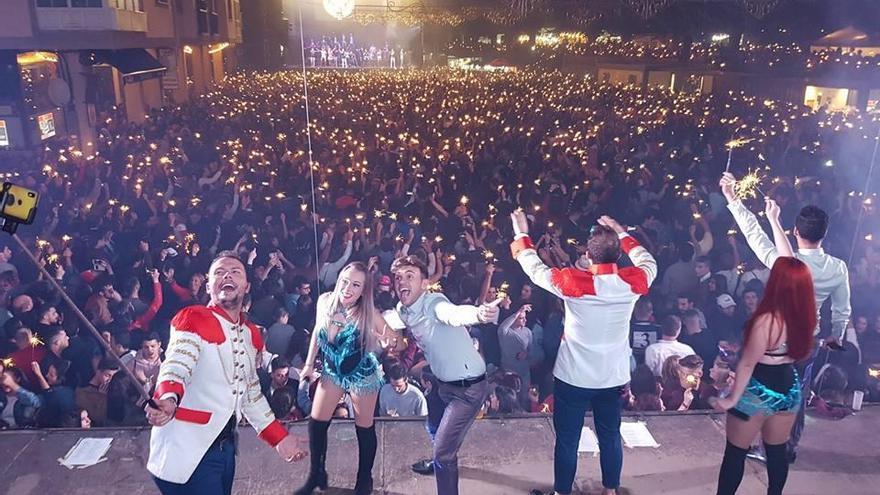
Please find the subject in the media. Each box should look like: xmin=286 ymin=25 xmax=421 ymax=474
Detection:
xmin=323 ymin=0 xmax=355 ymax=19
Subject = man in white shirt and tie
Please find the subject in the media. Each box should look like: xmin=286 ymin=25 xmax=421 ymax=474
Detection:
xmin=510 ymin=211 xmax=657 ymax=495
xmin=720 ymin=172 xmax=851 ymax=462
xmin=392 ymin=255 xmax=501 ymax=495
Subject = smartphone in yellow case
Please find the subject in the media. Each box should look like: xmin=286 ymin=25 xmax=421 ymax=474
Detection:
xmin=1 ymin=182 xmax=39 ymax=224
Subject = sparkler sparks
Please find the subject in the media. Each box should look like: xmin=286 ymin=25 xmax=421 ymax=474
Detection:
xmin=735 ymin=169 xmax=766 ymax=199
xmin=725 ymin=137 xmax=754 ymax=172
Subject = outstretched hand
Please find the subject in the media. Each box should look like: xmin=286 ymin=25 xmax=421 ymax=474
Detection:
xmin=597 ymin=215 xmax=625 ymax=234
xmin=764 ymin=198 xmax=781 ymax=223
xmin=510 ymin=209 xmax=529 ymax=237
xmin=719 ymin=172 xmax=737 ymax=203
xmin=477 ymin=297 xmax=504 ymax=323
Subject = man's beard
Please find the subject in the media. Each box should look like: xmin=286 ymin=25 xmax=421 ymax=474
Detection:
xmin=214 ymin=292 xmax=244 ymax=309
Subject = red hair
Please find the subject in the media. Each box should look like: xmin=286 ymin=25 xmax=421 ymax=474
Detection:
xmin=743 ymin=257 xmax=816 ymax=361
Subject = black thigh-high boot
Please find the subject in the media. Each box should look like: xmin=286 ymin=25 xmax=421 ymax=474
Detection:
xmin=354 ymin=425 xmax=377 ymax=495
xmin=717 ymin=441 xmax=749 ymax=495
xmin=764 ymin=442 xmax=790 ymax=495
xmin=294 ymin=418 xmax=331 ymax=495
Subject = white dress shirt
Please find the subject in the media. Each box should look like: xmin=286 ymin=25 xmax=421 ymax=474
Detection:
xmin=644 ymin=340 xmax=696 ymax=377
xmin=512 ymin=233 xmax=657 ymax=389
xmin=396 ymin=292 xmax=487 ymax=382
xmin=727 ymin=200 xmax=851 ymax=338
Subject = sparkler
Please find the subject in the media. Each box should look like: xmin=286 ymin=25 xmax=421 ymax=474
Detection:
xmin=1 ymin=358 xmax=13 ymax=368
xmin=725 ymin=137 xmax=754 ymax=172
xmin=735 ymin=169 xmax=766 ymax=199
xmin=496 ymin=281 xmax=510 ymax=300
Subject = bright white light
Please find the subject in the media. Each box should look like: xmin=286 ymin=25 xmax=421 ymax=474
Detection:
xmin=323 ymin=0 xmax=355 ymax=19
xmin=825 ymin=160 xmax=834 ymax=167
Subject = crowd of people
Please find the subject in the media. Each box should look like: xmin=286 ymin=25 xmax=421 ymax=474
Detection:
xmin=1 ymin=68 xmax=879 ymax=433
xmin=460 ymin=31 xmax=880 ymax=77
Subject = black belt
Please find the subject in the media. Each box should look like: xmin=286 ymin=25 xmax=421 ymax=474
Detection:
xmin=440 ymin=374 xmax=486 ymax=388
xmin=211 ymin=416 xmax=237 ymax=448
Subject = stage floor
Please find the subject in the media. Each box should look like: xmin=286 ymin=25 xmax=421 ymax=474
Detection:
xmin=1 ymin=407 xmax=877 ymax=495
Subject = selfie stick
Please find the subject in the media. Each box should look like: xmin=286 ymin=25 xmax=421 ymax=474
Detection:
xmin=9 ymin=232 xmax=159 ymax=409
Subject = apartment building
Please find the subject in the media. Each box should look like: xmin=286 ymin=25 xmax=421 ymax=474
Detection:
xmin=0 ymin=0 xmax=242 ymax=152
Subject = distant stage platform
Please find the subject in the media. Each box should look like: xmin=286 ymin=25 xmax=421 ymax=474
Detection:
xmin=1 ymin=407 xmax=878 ymax=495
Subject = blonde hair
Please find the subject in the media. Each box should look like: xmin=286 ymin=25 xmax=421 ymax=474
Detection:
xmin=326 ymin=261 xmax=376 ymax=350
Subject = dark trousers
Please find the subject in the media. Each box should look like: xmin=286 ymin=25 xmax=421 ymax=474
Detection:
xmin=154 ymin=439 xmax=236 ymax=495
xmin=553 ymin=378 xmax=624 ymax=494
xmin=788 ymin=346 xmax=818 ymax=456
xmin=426 ymin=379 xmax=490 ymax=495
xmin=425 ymin=383 xmax=445 ymax=441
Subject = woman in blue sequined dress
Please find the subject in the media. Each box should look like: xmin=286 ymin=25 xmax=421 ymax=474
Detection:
xmin=711 ymin=254 xmax=817 ymax=495
xmin=296 ymin=261 xmax=404 ymax=495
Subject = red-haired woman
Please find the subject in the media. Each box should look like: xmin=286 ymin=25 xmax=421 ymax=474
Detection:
xmin=712 ymin=253 xmax=816 ymax=495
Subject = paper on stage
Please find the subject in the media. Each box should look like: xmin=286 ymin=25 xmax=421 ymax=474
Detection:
xmin=59 ymin=437 xmax=113 ymax=469
xmin=577 ymin=426 xmax=600 ymax=453
xmin=620 ymin=421 xmax=660 ymax=448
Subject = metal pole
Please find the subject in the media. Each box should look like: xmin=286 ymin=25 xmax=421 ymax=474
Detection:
xmin=10 ymin=233 xmax=157 ymax=408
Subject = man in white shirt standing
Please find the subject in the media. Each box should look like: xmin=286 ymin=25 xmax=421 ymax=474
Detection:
xmin=498 ymin=304 xmax=534 ymax=407
xmin=392 ymin=255 xmax=500 ymax=495
xmin=643 ymin=316 xmax=695 ymax=377
xmin=511 ymin=212 xmax=657 ymax=495
xmin=720 ymin=172 xmax=851 ymax=462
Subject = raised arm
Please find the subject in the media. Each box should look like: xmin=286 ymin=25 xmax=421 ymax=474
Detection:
xmin=509 ymin=210 xmax=565 ymax=299
xmin=599 ymin=215 xmax=657 ymax=288
xmin=764 ymin=198 xmax=794 ymax=258
xmin=322 ymin=232 xmax=353 ymax=278
xmin=429 ymin=195 xmax=449 ymax=218
xmin=721 ymin=173 xmax=780 ymax=269
xmin=430 ymin=293 xmax=501 ymax=328
xmin=477 ymin=263 xmax=495 ymax=305
xmin=132 ymin=271 xmax=163 ymax=330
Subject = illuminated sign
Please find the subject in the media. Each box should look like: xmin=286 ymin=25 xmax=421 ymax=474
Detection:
xmin=37 ymin=112 xmax=56 ymax=140
xmin=0 ymin=120 xmax=8 ymax=147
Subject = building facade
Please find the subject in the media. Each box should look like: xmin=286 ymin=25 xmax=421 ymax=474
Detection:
xmin=0 ymin=0 xmax=242 ymax=152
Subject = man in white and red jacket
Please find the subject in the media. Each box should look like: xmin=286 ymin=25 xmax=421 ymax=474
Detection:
xmin=145 ymin=251 xmax=305 ymax=494
xmin=510 ymin=212 xmax=657 ymax=495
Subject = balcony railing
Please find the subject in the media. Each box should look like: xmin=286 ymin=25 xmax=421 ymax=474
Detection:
xmin=35 ymin=5 xmax=148 ymax=32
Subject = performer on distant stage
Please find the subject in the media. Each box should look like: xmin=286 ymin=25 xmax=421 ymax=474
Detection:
xmin=720 ymin=172 xmax=851 ymax=464
xmin=510 ymin=211 xmax=657 ymax=495
xmin=146 ymin=251 xmax=306 ymax=495
xmin=391 ymin=255 xmax=501 ymax=495
xmin=296 ymin=261 xmax=405 ymax=495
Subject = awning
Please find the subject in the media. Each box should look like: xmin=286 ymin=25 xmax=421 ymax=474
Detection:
xmin=97 ymin=49 xmax=166 ymax=84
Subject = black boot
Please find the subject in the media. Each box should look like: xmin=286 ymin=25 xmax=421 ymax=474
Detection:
xmin=294 ymin=418 xmax=331 ymax=495
xmin=354 ymin=424 xmax=377 ymax=495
